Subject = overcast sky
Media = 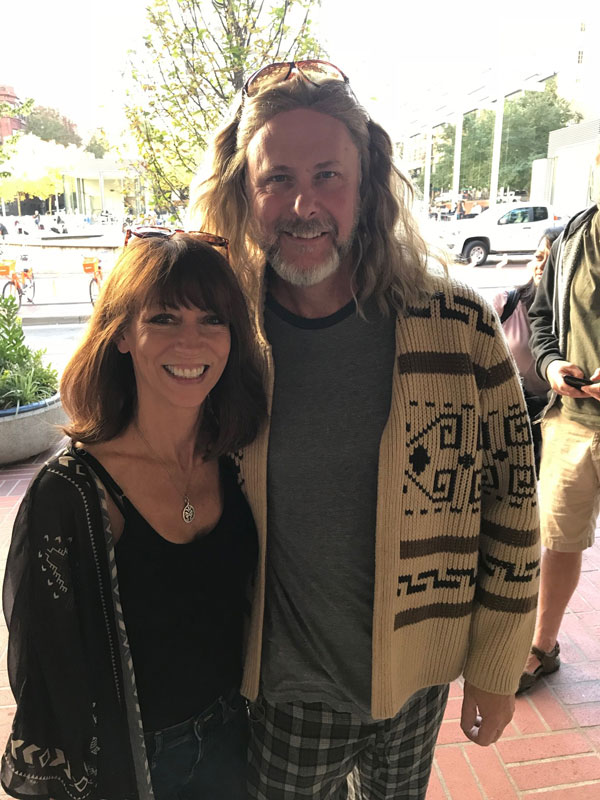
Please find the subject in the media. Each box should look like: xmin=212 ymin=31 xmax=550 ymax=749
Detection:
xmin=1 ymin=0 xmax=595 ymax=143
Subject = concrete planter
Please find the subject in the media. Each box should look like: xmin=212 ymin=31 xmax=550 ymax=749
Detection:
xmin=0 ymin=393 xmax=67 ymax=465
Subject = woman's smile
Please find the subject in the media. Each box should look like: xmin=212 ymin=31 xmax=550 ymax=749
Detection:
xmin=163 ymin=364 xmax=208 ymax=380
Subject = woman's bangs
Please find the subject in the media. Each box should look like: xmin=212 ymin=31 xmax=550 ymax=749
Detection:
xmin=148 ymin=252 xmax=233 ymax=320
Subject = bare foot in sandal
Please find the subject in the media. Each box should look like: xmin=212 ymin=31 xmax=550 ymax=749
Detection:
xmin=517 ymin=643 xmax=560 ymax=694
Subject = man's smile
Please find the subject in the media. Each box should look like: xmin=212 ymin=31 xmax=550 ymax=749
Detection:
xmin=281 ymin=231 xmax=329 ymax=240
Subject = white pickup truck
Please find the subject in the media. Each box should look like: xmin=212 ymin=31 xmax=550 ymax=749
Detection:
xmin=437 ymin=202 xmax=562 ymax=265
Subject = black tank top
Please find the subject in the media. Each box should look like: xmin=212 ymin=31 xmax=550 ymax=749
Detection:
xmin=83 ymin=452 xmax=257 ymax=732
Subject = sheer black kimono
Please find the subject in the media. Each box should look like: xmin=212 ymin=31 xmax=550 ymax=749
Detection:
xmin=1 ymin=448 xmax=154 ymax=800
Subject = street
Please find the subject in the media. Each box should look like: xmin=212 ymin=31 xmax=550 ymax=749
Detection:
xmin=23 ymin=323 xmax=86 ymax=374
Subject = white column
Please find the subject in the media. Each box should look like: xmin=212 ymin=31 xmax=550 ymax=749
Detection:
xmin=99 ymin=172 xmax=105 ymax=212
xmin=423 ymin=128 xmax=432 ymax=206
xmin=452 ymin=112 xmax=463 ymax=198
xmin=63 ymin=176 xmax=72 ymax=212
xmin=1 ymin=198 xmax=5 ymax=216
xmin=489 ymin=92 xmax=505 ymax=204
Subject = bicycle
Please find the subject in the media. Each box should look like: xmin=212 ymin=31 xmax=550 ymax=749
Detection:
xmin=83 ymin=257 xmax=103 ymax=305
xmin=1 ymin=259 xmax=35 ymax=310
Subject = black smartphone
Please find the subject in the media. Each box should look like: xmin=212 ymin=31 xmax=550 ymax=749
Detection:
xmin=563 ymin=375 xmax=594 ymax=389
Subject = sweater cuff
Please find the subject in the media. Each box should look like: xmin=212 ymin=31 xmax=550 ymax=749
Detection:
xmin=539 ymin=354 xmax=563 ymax=382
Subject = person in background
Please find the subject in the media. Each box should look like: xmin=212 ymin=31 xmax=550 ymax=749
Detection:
xmin=2 ymin=231 xmax=267 ymax=800
xmin=191 ymin=59 xmax=540 ymax=799
xmin=492 ymin=227 xmax=564 ymax=473
xmin=521 ymin=171 xmax=600 ymax=693
xmin=0 ymin=221 xmax=8 ymax=239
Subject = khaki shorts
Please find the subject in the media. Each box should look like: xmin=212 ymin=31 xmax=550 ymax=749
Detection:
xmin=539 ymin=406 xmax=600 ymax=552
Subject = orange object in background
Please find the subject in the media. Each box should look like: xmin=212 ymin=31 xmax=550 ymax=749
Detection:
xmin=82 ymin=257 xmax=99 ymax=274
xmin=0 ymin=259 xmax=16 ymax=276
xmin=82 ymin=256 xmax=103 ymax=305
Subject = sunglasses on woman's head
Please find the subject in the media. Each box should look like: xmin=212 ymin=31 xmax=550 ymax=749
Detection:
xmin=124 ymin=227 xmax=229 ymax=258
xmin=243 ymin=60 xmax=349 ymax=97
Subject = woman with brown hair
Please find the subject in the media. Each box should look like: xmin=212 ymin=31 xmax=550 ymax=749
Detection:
xmin=1 ymin=230 xmax=267 ymax=800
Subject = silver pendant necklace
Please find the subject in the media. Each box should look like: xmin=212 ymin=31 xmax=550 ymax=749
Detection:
xmin=135 ymin=422 xmax=196 ymax=524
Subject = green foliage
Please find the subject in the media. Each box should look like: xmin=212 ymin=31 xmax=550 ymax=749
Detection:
xmin=85 ymin=130 xmax=111 ymax=159
xmin=432 ymin=110 xmax=495 ymax=195
xmin=462 ymin=110 xmax=495 ymax=191
xmin=125 ymin=0 xmax=324 ymax=219
xmin=430 ymin=79 xmax=581 ymax=196
xmin=0 ymin=97 xmax=33 ymax=178
xmin=26 ymin=105 xmax=83 ymax=148
xmin=500 ymin=78 xmax=582 ymax=190
xmin=431 ymin=123 xmax=455 ymax=192
xmin=0 ymin=134 xmax=78 ymax=203
xmin=409 ymin=168 xmax=425 ymax=197
xmin=0 ymin=296 xmax=58 ymax=410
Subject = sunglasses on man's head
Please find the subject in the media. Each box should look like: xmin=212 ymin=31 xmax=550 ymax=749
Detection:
xmin=124 ymin=226 xmax=229 ymax=257
xmin=243 ymin=60 xmax=349 ymax=98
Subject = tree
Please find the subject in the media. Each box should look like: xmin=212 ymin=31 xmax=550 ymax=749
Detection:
xmin=431 ymin=123 xmax=455 ymax=193
xmin=428 ymin=79 xmax=581 ymax=197
xmin=431 ymin=111 xmax=494 ymax=197
xmin=461 ymin=110 xmax=495 ymax=192
xmin=26 ymin=106 xmax=82 ymax=148
xmin=499 ymin=78 xmax=581 ymax=191
xmin=0 ymin=135 xmax=77 ymax=206
xmin=86 ymin=130 xmax=111 ymax=159
xmin=0 ymin=97 xmax=33 ymax=178
xmin=125 ymin=0 xmax=324 ymax=218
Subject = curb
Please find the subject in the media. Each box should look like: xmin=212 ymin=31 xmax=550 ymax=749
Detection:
xmin=19 ymin=304 xmax=92 ymax=327
xmin=22 ymin=314 xmax=91 ymax=326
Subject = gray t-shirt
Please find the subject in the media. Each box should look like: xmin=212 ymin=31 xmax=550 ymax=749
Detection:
xmin=262 ymin=293 xmax=396 ymax=719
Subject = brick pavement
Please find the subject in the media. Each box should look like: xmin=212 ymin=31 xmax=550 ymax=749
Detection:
xmin=1 ymin=447 xmax=600 ymax=798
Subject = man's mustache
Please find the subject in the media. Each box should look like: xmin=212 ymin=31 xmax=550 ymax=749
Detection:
xmin=273 ymin=218 xmax=338 ymax=238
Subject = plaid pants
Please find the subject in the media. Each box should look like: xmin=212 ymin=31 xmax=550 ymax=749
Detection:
xmin=247 ymin=684 xmax=449 ymax=799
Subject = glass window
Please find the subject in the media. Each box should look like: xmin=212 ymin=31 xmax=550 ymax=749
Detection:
xmin=533 ymin=207 xmax=548 ymax=221
xmin=498 ymin=208 xmax=530 ymax=225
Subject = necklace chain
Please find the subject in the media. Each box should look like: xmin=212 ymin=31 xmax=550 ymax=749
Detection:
xmin=134 ymin=422 xmax=196 ymax=524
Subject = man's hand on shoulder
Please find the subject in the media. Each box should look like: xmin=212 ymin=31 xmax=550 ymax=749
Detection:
xmin=461 ymin=682 xmax=515 ymax=746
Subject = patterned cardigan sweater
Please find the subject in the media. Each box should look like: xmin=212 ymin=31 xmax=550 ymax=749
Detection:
xmin=238 ymin=274 xmax=540 ymax=720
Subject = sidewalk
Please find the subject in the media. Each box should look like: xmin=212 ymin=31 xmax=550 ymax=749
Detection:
xmin=1 ymin=446 xmax=600 ymax=798
xmin=16 ymin=274 xmax=93 ymax=326
xmin=18 ymin=301 xmax=91 ymax=326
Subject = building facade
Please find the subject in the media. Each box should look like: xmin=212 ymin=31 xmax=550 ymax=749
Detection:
xmin=0 ymin=86 xmax=26 ymax=144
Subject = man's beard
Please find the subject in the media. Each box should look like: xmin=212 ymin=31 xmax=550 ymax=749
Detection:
xmin=253 ymin=215 xmax=356 ymax=288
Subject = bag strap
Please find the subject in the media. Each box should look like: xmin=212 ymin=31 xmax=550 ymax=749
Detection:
xmin=75 ymin=447 xmax=128 ymax=514
xmin=500 ymin=288 xmax=520 ymax=323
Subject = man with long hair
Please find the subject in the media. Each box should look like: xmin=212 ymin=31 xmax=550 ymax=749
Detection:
xmin=190 ymin=60 xmax=540 ymax=799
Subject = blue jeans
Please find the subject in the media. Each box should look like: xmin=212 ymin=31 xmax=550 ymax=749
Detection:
xmin=144 ymin=691 xmax=248 ymax=800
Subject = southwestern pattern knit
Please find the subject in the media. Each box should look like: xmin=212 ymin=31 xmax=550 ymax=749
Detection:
xmin=238 ymin=276 xmax=540 ymax=720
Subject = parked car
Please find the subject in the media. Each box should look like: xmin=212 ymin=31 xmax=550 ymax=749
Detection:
xmin=438 ymin=202 xmax=562 ymax=265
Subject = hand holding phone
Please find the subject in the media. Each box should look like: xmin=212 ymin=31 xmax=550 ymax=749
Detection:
xmin=563 ymin=375 xmax=594 ymax=389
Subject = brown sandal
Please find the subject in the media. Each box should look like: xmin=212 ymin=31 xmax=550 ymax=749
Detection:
xmin=517 ymin=642 xmax=560 ymax=694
